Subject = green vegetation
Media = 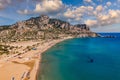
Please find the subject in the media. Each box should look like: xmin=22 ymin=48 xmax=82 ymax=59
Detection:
xmin=0 ymin=25 xmax=10 ymax=31
xmin=0 ymin=25 xmax=89 ymax=43
xmin=0 ymin=15 xmax=96 ymax=43
xmin=0 ymin=28 xmax=73 ymax=43
xmin=26 ymin=46 xmax=32 ymax=51
xmin=0 ymin=45 xmax=10 ymax=55
xmin=0 ymin=44 xmax=16 ymax=55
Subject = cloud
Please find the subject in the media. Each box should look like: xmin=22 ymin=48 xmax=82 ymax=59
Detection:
xmin=106 ymin=2 xmax=111 ymax=7
xmin=85 ymin=19 xmax=97 ymax=26
xmin=16 ymin=0 xmax=120 ymax=28
xmin=17 ymin=9 xmax=31 ymax=15
xmin=96 ymin=5 xmax=103 ymax=12
xmin=98 ymin=14 xmax=109 ymax=21
xmin=63 ymin=6 xmax=84 ymax=19
xmin=0 ymin=0 xmax=26 ymax=10
xmin=17 ymin=0 xmax=64 ymax=15
xmin=63 ymin=6 xmax=94 ymax=22
xmin=34 ymin=0 xmax=64 ymax=14
xmin=0 ymin=3 xmax=4 ymax=9
xmin=95 ymin=9 xmax=120 ymax=26
xmin=84 ymin=0 xmax=96 ymax=6
xmin=84 ymin=0 xmax=92 ymax=3
xmin=0 ymin=0 xmax=11 ymax=9
xmin=81 ymin=5 xmax=120 ymax=27
xmin=118 ymin=0 xmax=120 ymax=2
xmin=1 ymin=0 xmax=120 ymax=29
xmin=63 ymin=8 xmax=75 ymax=19
xmin=0 ymin=0 xmax=11 ymax=4
xmin=109 ymin=10 xmax=120 ymax=18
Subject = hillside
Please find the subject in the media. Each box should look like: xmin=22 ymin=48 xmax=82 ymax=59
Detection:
xmin=0 ymin=15 xmax=98 ymax=43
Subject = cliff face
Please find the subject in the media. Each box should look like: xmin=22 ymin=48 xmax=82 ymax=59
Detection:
xmin=0 ymin=15 xmax=98 ymax=42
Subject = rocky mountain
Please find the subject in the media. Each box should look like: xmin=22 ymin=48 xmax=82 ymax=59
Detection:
xmin=0 ymin=15 xmax=98 ymax=42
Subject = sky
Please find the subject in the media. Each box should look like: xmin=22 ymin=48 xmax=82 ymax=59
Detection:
xmin=0 ymin=0 xmax=120 ymax=32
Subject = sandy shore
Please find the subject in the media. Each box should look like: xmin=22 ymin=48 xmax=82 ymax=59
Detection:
xmin=0 ymin=37 xmax=72 ymax=80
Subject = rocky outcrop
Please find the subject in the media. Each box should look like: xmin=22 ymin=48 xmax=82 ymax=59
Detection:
xmin=0 ymin=15 xmax=98 ymax=42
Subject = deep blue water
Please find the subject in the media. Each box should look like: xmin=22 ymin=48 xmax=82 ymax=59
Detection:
xmin=38 ymin=33 xmax=120 ymax=80
xmin=99 ymin=33 xmax=120 ymax=37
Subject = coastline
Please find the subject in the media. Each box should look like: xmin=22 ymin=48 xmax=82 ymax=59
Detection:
xmin=0 ymin=37 xmax=73 ymax=80
xmin=35 ymin=37 xmax=73 ymax=80
xmin=34 ymin=33 xmax=120 ymax=80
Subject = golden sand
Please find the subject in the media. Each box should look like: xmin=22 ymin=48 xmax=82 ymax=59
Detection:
xmin=0 ymin=37 xmax=72 ymax=80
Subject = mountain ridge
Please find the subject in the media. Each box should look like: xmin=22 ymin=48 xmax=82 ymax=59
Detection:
xmin=0 ymin=15 xmax=98 ymax=42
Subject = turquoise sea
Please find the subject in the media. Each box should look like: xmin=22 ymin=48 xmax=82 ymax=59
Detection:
xmin=38 ymin=33 xmax=120 ymax=80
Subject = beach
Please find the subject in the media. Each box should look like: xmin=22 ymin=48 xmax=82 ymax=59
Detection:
xmin=0 ymin=37 xmax=72 ymax=80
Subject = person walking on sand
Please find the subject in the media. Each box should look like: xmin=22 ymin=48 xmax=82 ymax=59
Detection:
xmin=11 ymin=77 xmax=15 ymax=80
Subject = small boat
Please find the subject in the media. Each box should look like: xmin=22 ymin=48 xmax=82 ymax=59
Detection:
xmin=87 ymin=56 xmax=94 ymax=63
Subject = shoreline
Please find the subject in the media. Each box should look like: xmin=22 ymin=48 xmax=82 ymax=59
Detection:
xmin=35 ymin=37 xmax=73 ymax=80
xmin=0 ymin=37 xmax=73 ymax=80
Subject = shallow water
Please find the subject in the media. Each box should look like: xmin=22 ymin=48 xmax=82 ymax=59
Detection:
xmin=38 ymin=33 xmax=120 ymax=80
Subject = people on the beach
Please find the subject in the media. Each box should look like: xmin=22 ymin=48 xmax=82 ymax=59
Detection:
xmin=21 ymin=72 xmax=26 ymax=79
xmin=11 ymin=77 xmax=15 ymax=80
